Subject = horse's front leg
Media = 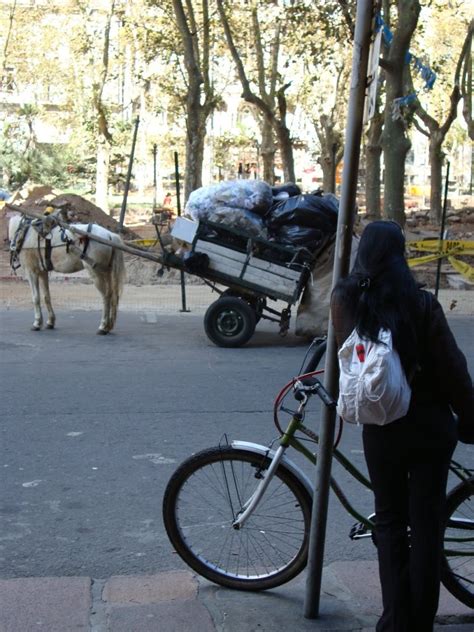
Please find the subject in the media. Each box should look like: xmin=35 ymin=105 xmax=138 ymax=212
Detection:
xmin=38 ymin=270 xmax=55 ymax=329
xmin=25 ymin=270 xmax=43 ymax=330
xmin=98 ymin=284 xmax=113 ymax=335
xmin=89 ymin=270 xmax=112 ymax=334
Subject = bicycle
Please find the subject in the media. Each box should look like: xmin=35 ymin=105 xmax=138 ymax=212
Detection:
xmin=163 ymin=339 xmax=474 ymax=608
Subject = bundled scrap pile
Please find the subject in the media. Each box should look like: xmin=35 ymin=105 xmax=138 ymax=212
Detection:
xmin=185 ymin=179 xmax=338 ymax=260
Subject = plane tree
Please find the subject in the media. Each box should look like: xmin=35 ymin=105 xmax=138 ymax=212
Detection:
xmin=217 ymin=0 xmax=297 ymax=184
xmin=411 ymin=17 xmax=473 ymax=220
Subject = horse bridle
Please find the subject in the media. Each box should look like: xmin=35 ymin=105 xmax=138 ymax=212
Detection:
xmin=11 ymin=215 xmax=74 ymax=273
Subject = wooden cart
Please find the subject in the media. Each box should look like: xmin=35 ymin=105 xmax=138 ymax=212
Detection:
xmin=169 ymin=217 xmax=313 ymax=347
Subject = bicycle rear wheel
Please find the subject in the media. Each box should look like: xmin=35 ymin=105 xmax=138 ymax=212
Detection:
xmin=442 ymin=478 xmax=474 ymax=608
xmin=163 ymin=446 xmax=312 ymax=590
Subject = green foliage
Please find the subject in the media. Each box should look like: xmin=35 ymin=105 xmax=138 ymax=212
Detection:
xmin=0 ymin=137 xmax=75 ymax=191
xmin=0 ymin=106 xmax=78 ymax=190
xmin=213 ymin=130 xmax=257 ymax=172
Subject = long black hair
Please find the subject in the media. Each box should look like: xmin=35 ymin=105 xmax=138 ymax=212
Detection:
xmin=334 ymin=220 xmax=422 ymax=374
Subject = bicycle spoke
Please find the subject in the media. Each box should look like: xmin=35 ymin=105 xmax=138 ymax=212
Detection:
xmin=442 ymin=482 xmax=474 ymax=607
xmin=168 ymin=450 xmax=310 ymax=584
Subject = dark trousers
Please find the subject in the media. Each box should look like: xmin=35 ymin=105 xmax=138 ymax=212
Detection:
xmin=363 ymin=404 xmax=457 ymax=632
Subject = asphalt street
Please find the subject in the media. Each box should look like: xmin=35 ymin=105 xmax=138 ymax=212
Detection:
xmin=1 ymin=309 xmax=473 ymax=582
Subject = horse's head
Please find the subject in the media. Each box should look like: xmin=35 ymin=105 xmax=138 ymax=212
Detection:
xmin=46 ymin=202 xmax=76 ymax=223
xmin=36 ymin=213 xmax=57 ymax=236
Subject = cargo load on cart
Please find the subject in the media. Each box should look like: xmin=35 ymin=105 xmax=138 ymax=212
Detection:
xmin=169 ymin=179 xmax=343 ymax=347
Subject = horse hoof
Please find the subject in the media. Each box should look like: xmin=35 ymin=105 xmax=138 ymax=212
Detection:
xmin=46 ymin=324 xmax=55 ymax=330
xmin=31 ymin=325 xmax=41 ymax=331
xmin=97 ymin=329 xmax=109 ymax=335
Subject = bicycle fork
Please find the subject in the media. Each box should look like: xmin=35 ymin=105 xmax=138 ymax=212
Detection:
xmin=232 ymin=444 xmax=288 ymax=530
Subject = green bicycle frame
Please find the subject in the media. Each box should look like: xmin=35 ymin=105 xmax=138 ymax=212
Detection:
xmin=279 ymin=411 xmax=473 ymax=531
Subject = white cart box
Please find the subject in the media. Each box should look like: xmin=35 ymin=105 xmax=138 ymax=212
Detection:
xmin=193 ymin=239 xmax=301 ymax=303
xmin=171 ymin=217 xmax=199 ymax=244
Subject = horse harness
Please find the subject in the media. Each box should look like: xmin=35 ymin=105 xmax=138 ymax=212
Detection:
xmin=75 ymin=224 xmax=115 ymax=271
xmin=10 ymin=217 xmax=110 ymax=272
xmin=9 ymin=216 xmax=67 ymax=271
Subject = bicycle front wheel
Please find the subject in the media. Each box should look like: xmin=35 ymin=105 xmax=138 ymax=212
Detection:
xmin=442 ymin=478 xmax=474 ymax=608
xmin=163 ymin=446 xmax=312 ymax=590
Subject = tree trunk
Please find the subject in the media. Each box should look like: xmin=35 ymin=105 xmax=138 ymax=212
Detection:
xmin=276 ymin=123 xmax=295 ymax=183
xmin=314 ymin=113 xmax=343 ymax=193
xmin=381 ymin=0 xmax=420 ymax=226
xmin=171 ymin=0 xmax=217 ymax=204
xmin=184 ymin=131 xmax=205 ymax=199
xmin=365 ymin=114 xmax=383 ymax=218
xmin=382 ymin=116 xmax=410 ymax=225
xmin=429 ymin=133 xmax=444 ymax=223
xmin=95 ymin=138 xmax=110 ymax=213
xmin=184 ymin=84 xmax=206 ymax=200
xmin=320 ymin=149 xmax=337 ymax=193
xmin=260 ymin=118 xmax=275 ymax=183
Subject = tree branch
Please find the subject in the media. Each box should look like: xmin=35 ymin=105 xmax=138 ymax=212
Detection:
xmin=411 ymin=115 xmax=430 ymax=138
xmin=99 ymin=0 xmax=116 ymax=101
xmin=1 ymin=0 xmax=17 ymax=77
xmin=330 ymin=64 xmax=345 ymax=121
xmin=172 ymin=0 xmax=203 ymax=84
xmin=252 ymin=7 xmax=267 ymax=98
xmin=216 ymin=0 xmax=276 ymax=124
xmin=411 ymin=21 xmax=470 ymax=141
xmin=184 ymin=0 xmax=200 ymax=68
xmin=454 ymin=19 xmax=473 ymax=86
xmin=335 ymin=0 xmax=354 ymax=38
xmin=276 ymin=82 xmax=291 ymax=121
xmin=202 ymin=0 xmax=211 ymax=94
xmin=269 ymin=20 xmax=280 ymax=100
xmin=458 ymin=19 xmax=473 ymax=139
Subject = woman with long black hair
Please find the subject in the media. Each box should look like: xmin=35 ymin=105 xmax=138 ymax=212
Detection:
xmin=331 ymin=220 xmax=474 ymax=632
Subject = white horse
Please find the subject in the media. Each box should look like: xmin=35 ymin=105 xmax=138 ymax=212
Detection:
xmin=8 ymin=212 xmax=126 ymax=334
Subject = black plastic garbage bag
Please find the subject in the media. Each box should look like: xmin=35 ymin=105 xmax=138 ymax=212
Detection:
xmin=266 ymin=194 xmax=338 ymax=232
xmin=271 ymin=225 xmax=325 ymax=248
xmin=272 ymin=182 xmax=302 ymax=199
xmin=315 ymin=192 xmax=339 ymax=215
xmin=183 ymin=251 xmax=210 ymax=274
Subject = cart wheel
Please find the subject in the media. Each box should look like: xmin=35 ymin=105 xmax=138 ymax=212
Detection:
xmin=221 ymin=290 xmax=265 ymax=324
xmin=204 ymin=297 xmax=257 ymax=348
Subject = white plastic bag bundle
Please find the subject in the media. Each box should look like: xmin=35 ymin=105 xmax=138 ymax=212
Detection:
xmin=185 ymin=180 xmax=273 ymax=220
xmin=203 ymin=205 xmax=266 ymax=237
xmin=337 ymin=328 xmax=412 ymax=425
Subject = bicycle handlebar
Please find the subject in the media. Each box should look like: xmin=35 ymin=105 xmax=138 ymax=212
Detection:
xmin=293 ymin=376 xmax=336 ymax=410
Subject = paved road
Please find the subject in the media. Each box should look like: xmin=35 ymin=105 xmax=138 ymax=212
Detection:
xmin=1 ymin=309 xmax=473 ymax=581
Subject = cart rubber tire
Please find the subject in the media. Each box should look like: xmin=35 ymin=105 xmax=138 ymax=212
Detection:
xmin=221 ymin=290 xmax=265 ymax=323
xmin=204 ymin=296 xmax=257 ymax=347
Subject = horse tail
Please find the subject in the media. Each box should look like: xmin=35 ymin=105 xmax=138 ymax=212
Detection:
xmin=108 ymin=234 xmax=126 ymax=328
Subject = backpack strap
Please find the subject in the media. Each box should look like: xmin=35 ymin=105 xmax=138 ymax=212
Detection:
xmin=409 ymin=290 xmax=433 ymax=383
xmin=422 ymin=290 xmax=433 ymax=333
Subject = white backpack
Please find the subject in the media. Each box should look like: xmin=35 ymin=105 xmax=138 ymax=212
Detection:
xmin=337 ymin=328 xmax=412 ymax=425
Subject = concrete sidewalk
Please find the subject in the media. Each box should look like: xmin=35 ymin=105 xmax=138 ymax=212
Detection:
xmin=0 ymin=562 xmax=472 ymax=632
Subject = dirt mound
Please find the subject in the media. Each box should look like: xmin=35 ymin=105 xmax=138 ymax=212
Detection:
xmin=1 ymin=186 xmax=140 ymax=242
xmin=50 ymin=193 xmax=138 ymax=236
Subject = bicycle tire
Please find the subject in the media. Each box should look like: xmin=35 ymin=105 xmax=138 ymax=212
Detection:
xmin=303 ymin=338 xmax=327 ymax=373
xmin=441 ymin=477 xmax=474 ymax=608
xmin=163 ymin=446 xmax=312 ymax=590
